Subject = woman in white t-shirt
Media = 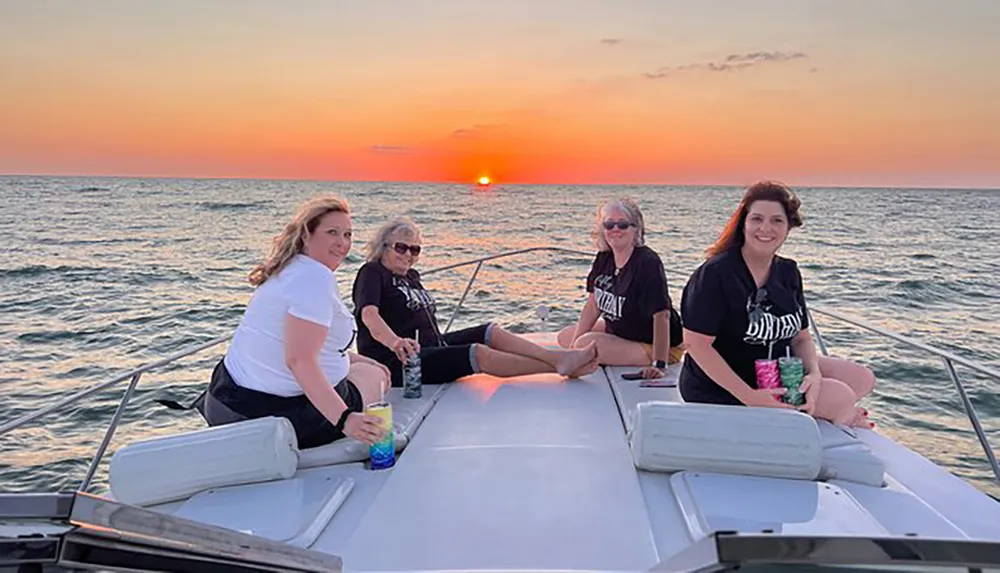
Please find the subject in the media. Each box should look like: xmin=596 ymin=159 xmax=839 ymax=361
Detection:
xmin=201 ymin=195 xmax=388 ymax=448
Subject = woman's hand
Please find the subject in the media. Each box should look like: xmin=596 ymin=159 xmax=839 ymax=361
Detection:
xmin=389 ymin=337 xmax=420 ymax=362
xmin=797 ymin=372 xmax=823 ymax=415
xmin=741 ymin=387 xmax=795 ymax=409
xmin=342 ymin=412 xmax=388 ymax=445
xmin=639 ymin=366 xmax=665 ymax=379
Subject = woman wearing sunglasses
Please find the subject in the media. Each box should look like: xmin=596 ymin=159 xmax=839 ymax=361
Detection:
xmin=679 ymin=181 xmax=875 ymax=427
xmin=353 ymin=217 xmax=599 ymax=386
xmin=557 ymin=197 xmax=684 ymax=379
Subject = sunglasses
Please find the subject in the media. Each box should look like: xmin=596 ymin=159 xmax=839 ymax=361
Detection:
xmin=391 ymin=242 xmax=422 ymax=256
xmin=602 ymin=220 xmax=635 ymax=231
xmin=754 ymin=288 xmax=768 ymax=304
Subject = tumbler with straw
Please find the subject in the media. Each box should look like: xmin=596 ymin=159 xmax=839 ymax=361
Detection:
xmin=779 ymin=347 xmax=805 ymax=406
xmin=754 ymin=342 xmax=782 ymax=401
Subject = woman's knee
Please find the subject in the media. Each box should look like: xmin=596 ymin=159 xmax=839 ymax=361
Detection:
xmin=571 ymin=332 xmax=601 ymax=350
xmin=349 ymin=362 xmax=387 ymax=403
xmin=854 ymin=364 xmax=876 ymax=397
xmin=820 ymin=356 xmax=876 ymax=398
xmin=813 ymin=378 xmax=859 ymax=424
xmin=556 ymin=326 xmax=575 ymax=348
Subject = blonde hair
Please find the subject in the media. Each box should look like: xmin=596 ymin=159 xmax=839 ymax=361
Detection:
xmin=248 ymin=195 xmax=350 ymax=286
xmin=592 ymin=197 xmax=646 ymax=251
xmin=365 ymin=216 xmax=421 ymax=262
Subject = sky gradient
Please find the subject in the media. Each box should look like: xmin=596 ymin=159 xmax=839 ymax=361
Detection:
xmin=2 ymin=0 xmax=999 ymax=187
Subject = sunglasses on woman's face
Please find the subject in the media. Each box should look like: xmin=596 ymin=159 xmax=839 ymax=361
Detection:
xmin=602 ymin=220 xmax=634 ymax=231
xmin=391 ymin=242 xmax=422 ymax=256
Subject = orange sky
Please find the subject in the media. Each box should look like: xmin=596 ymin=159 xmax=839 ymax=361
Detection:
xmin=2 ymin=1 xmax=999 ymax=187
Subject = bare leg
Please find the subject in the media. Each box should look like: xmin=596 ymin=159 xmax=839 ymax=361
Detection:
xmin=818 ymin=356 xmax=876 ymax=399
xmin=557 ymin=319 xmax=606 ymax=348
xmin=489 ymin=326 xmax=598 ymax=376
xmin=571 ymin=331 xmax=651 ymax=367
xmin=817 ymin=357 xmax=876 ymax=427
xmin=475 ymin=344 xmax=598 ymax=378
xmin=347 ymin=362 xmax=389 ymax=407
xmin=809 ymin=377 xmax=870 ymax=427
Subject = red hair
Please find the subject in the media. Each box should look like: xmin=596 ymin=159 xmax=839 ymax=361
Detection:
xmin=706 ymin=181 xmax=803 ymax=258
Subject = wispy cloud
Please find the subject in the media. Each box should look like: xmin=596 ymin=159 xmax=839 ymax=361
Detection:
xmin=599 ymin=38 xmax=624 ymax=46
xmin=450 ymin=124 xmax=504 ymax=139
xmin=369 ymin=145 xmax=414 ymax=154
xmin=644 ymin=50 xmax=807 ymax=79
xmin=450 ymin=127 xmax=483 ymax=139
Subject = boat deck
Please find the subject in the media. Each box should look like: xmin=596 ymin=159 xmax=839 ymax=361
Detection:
xmin=141 ymin=337 xmax=1000 ymax=572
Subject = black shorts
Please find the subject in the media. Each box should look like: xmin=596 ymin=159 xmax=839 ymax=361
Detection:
xmin=678 ymin=356 xmax=744 ymax=406
xmin=201 ymin=358 xmax=365 ymax=449
xmin=386 ymin=323 xmax=493 ymax=386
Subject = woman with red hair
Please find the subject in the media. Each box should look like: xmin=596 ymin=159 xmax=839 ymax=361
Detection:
xmin=679 ymin=181 xmax=876 ymax=427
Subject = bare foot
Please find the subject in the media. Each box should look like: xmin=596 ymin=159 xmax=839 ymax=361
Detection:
xmin=568 ymin=355 xmax=600 ymax=378
xmin=555 ymin=342 xmax=598 ymax=376
xmin=845 ymin=406 xmax=873 ymax=428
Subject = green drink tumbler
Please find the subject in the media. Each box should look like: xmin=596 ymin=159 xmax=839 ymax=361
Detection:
xmin=778 ymin=355 xmax=805 ymax=406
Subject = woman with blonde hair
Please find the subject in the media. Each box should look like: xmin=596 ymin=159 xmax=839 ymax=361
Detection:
xmin=199 ymin=195 xmax=388 ymax=448
xmin=557 ymin=197 xmax=684 ymax=379
xmin=352 ymin=217 xmax=599 ymax=386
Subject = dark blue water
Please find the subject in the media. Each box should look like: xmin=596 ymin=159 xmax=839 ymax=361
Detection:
xmin=1 ymin=176 xmax=997 ymax=496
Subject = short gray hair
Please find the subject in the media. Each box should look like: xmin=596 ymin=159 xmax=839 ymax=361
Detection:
xmin=365 ymin=216 xmax=422 ymax=262
xmin=592 ymin=197 xmax=646 ymax=251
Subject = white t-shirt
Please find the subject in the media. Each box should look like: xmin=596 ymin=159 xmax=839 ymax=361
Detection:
xmin=224 ymin=254 xmax=356 ymax=397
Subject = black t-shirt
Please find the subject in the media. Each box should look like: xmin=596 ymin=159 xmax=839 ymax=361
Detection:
xmin=585 ymin=245 xmax=683 ymax=346
xmin=352 ymin=261 xmax=444 ymax=367
xmin=678 ymin=247 xmax=810 ymax=405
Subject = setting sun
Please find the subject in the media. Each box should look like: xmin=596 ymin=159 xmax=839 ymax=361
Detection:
xmin=478 ymin=176 xmax=491 ymax=186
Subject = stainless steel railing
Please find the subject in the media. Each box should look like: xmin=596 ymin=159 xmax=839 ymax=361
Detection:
xmin=1 ymin=245 xmax=997 ymax=489
xmin=0 ymin=334 xmax=233 ymax=492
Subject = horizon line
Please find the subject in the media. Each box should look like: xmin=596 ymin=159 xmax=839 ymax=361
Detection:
xmin=0 ymin=171 xmax=998 ymax=193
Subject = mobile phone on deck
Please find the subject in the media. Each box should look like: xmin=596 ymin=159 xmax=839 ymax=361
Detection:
xmin=640 ymin=378 xmax=676 ymax=388
xmin=621 ymin=371 xmax=645 ymax=381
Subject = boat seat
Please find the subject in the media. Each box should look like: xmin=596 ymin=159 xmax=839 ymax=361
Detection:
xmin=296 ymin=383 xmax=449 ymax=469
xmin=630 ymin=401 xmax=825 ymax=480
xmin=610 ymin=364 xmax=887 ymax=486
xmin=109 ymin=416 xmax=299 ymax=507
xmin=109 ymin=384 xmax=449 ymax=507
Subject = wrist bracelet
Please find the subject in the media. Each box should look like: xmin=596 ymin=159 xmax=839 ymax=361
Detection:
xmin=334 ymin=409 xmax=352 ymax=432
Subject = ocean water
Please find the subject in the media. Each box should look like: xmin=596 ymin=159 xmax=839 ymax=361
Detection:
xmin=1 ymin=176 xmax=998 ymax=498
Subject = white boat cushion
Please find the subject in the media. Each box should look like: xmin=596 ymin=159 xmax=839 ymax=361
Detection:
xmin=109 ymin=416 xmax=299 ymax=507
xmin=816 ymin=420 xmax=886 ymax=487
xmin=297 ymin=384 xmax=448 ymax=469
xmin=629 ymin=401 xmax=823 ymax=480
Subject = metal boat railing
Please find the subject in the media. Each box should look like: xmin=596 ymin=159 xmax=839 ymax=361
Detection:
xmin=1 ymin=245 xmax=997 ymax=491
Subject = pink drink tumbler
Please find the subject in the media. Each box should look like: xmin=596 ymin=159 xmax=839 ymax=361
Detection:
xmin=754 ymin=359 xmax=782 ymax=402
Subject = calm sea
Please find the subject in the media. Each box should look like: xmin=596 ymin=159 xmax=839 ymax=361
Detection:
xmin=1 ymin=176 xmax=998 ymax=497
